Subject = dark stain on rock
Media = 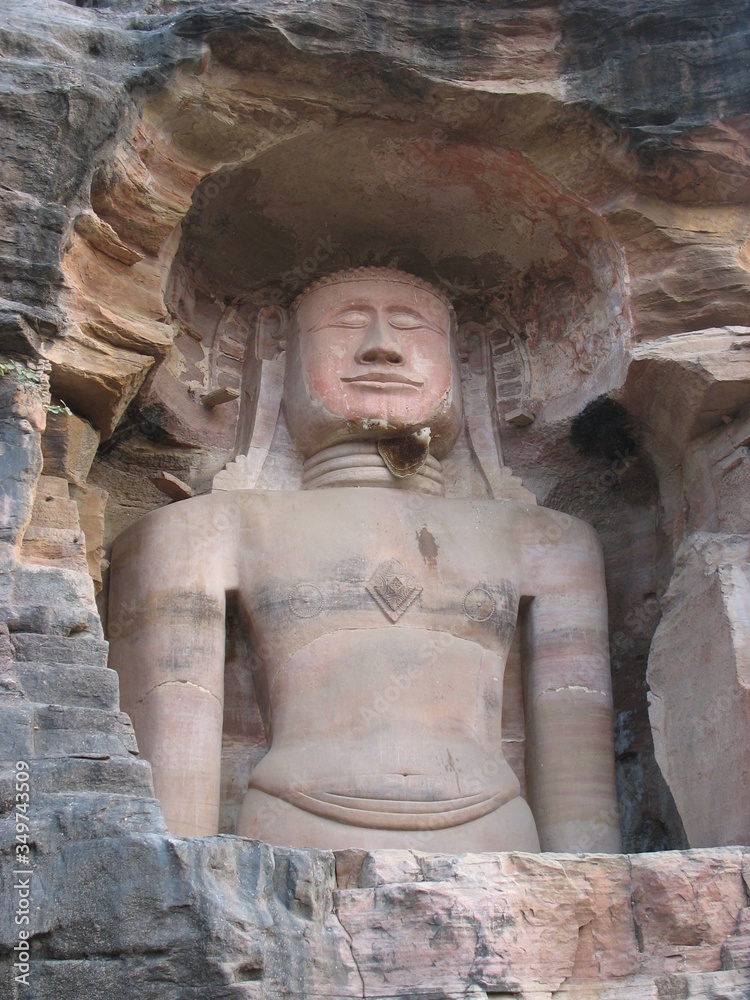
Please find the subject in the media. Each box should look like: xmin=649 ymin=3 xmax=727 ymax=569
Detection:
xmin=417 ymin=527 xmax=438 ymax=569
xmin=571 ymin=396 xmax=636 ymax=463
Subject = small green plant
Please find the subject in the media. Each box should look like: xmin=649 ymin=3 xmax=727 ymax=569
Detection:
xmin=0 ymin=359 xmax=72 ymax=416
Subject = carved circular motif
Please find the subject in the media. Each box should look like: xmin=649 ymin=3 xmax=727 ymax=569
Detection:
xmin=289 ymin=584 xmax=323 ymax=619
xmin=463 ymin=587 xmax=495 ymax=623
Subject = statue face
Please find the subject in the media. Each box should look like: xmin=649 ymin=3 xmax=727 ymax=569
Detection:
xmin=283 ymin=275 xmax=463 ymax=457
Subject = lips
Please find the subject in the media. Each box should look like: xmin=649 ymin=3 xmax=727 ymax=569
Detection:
xmin=341 ymin=371 xmax=423 ymax=388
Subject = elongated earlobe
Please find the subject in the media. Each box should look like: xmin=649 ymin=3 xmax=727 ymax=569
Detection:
xmin=256 ymin=305 xmax=289 ymax=360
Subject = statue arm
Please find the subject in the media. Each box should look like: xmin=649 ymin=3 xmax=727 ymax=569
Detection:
xmin=521 ymin=517 xmax=621 ymax=853
xmin=108 ymin=499 xmax=237 ymax=837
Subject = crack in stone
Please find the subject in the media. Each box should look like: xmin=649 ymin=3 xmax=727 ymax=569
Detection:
xmin=627 ymin=855 xmax=644 ymax=954
xmin=134 ymin=679 xmax=222 ymax=708
xmin=331 ymin=897 xmax=366 ymax=999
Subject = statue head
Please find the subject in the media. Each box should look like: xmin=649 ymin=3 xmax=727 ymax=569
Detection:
xmin=258 ymin=268 xmax=463 ymax=459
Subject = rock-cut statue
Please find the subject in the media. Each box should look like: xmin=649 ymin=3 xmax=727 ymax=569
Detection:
xmin=108 ymin=268 xmax=621 ymax=853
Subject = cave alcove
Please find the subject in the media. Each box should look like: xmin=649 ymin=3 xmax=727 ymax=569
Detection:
xmin=63 ymin=83 xmax=681 ymax=852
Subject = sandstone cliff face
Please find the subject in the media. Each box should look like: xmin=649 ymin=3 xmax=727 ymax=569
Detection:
xmin=1 ymin=1 xmax=749 ymax=996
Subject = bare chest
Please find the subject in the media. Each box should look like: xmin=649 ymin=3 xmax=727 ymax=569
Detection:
xmin=237 ymin=492 xmax=521 ymax=659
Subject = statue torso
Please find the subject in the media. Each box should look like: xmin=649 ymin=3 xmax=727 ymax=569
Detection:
xmin=235 ymin=488 xmax=528 ymax=828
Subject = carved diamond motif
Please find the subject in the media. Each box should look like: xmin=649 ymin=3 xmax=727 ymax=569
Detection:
xmin=367 ymin=560 xmax=422 ymax=622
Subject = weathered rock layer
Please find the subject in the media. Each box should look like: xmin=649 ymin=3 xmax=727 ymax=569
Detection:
xmin=1 ymin=1 xmax=749 ymax=996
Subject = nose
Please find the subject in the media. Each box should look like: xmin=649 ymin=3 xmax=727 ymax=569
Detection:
xmin=354 ymin=316 xmax=404 ymax=366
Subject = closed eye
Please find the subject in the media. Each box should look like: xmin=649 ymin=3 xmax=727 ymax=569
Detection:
xmin=390 ymin=311 xmax=443 ymax=334
xmin=329 ymin=310 xmax=370 ymax=328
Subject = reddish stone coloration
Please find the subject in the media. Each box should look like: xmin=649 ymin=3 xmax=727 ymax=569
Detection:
xmin=109 ymin=272 xmax=620 ymax=855
xmin=1 ymin=1 xmax=749 ymax=997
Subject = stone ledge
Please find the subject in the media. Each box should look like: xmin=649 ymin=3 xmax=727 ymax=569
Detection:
xmin=1 ymin=835 xmax=747 ymax=999
xmin=0 ymin=755 xmax=154 ymax=801
xmin=9 ymin=632 xmax=109 ymax=667
xmin=32 ymin=704 xmax=138 ymax=759
xmin=14 ymin=662 xmax=121 ymax=711
xmin=333 ymin=847 xmax=750 ymax=997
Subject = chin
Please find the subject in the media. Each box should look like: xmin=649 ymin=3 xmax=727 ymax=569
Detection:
xmin=284 ymin=381 xmax=463 ymax=459
xmin=316 ymin=403 xmax=462 ymax=459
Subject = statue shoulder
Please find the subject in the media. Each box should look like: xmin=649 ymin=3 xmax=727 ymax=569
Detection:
xmin=493 ymin=502 xmax=605 ymax=600
xmin=497 ymin=500 xmax=602 ymax=555
xmin=533 ymin=507 xmax=599 ymax=544
xmin=115 ymin=491 xmax=238 ymax=538
xmin=110 ymin=490 xmax=287 ymax=590
xmin=112 ymin=490 xmax=265 ymax=566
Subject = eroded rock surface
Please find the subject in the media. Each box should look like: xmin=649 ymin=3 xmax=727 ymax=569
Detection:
xmin=2 ymin=824 xmax=750 ymax=998
xmin=1 ymin=0 xmax=750 ymax=996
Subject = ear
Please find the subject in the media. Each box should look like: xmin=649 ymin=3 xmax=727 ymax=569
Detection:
xmin=256 ymin=305 xmax=289 ymax=361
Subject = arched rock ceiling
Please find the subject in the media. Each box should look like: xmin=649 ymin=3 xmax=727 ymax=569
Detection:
xmin=55 ymin=17 xmax=749 ymax=452
xmin=173 ymin=119 xmax=624 ymax=328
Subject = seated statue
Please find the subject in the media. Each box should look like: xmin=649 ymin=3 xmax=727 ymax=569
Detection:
xmin=109 ymin=268 xmax=621 ymax=853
